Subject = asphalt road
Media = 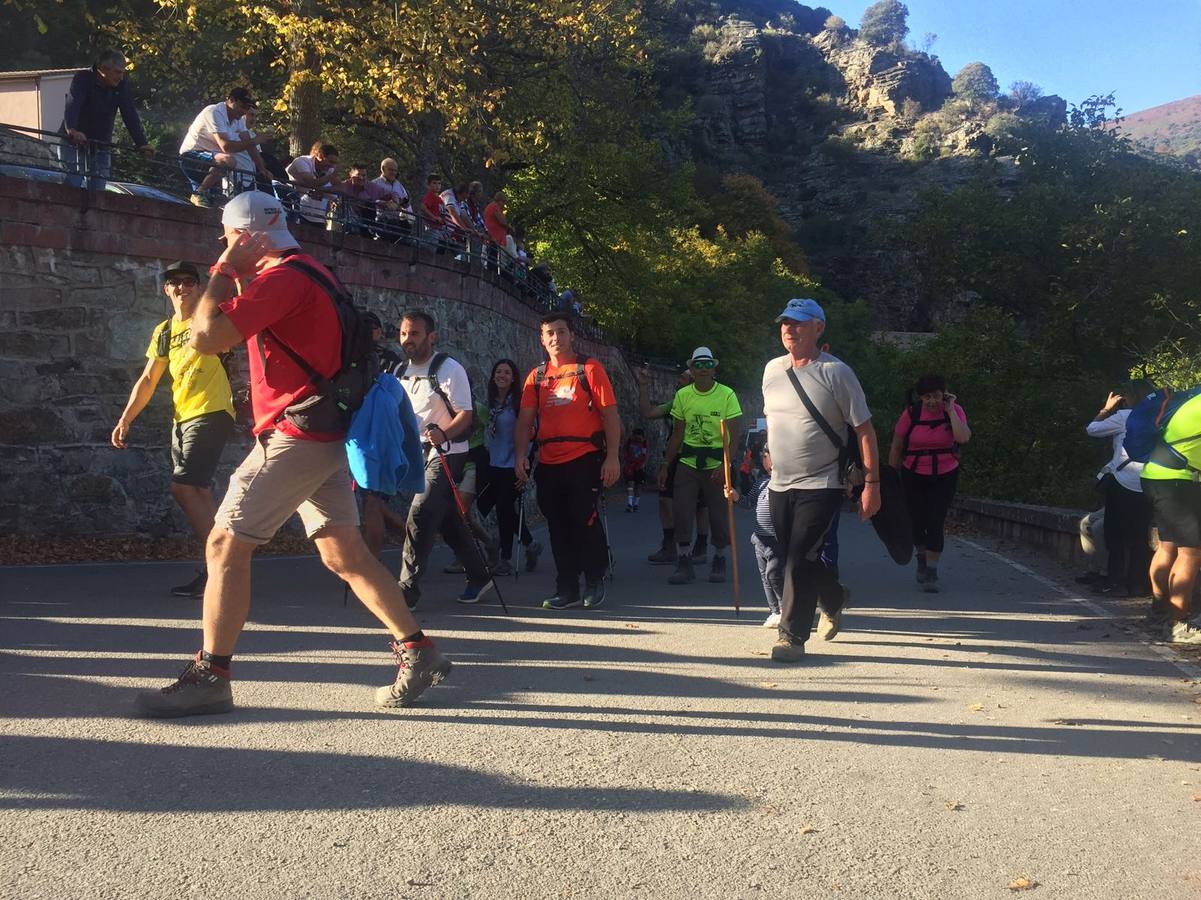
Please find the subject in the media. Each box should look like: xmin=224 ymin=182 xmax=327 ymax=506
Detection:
xmin=2 ymin=502 xmax=1200 ymax=899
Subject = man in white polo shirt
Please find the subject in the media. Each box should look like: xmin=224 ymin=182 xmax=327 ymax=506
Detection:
xmin=179 ymin=87 xmax=273 ymax=208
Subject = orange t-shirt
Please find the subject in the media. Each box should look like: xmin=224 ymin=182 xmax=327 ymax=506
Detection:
xmin=520 ymin=356 xmax=617 ymax=465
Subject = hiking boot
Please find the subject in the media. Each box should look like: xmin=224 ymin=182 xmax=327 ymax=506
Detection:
xmin=375 ymin=638 xmax=452 ymax=707
xmin=762 ymin=611 xmax=781 ymax=628
xmin=708 ymin=555 xmax=727 ymax=583
xmin=690 ymin=540 xmax=709 ymax=563
xmin=583 ymin=580 xmax=607 ymax=609
xmin=1167 ymin=618 xmax=1201 ymax=645
xmin=524 ymin=540 xmax=542 ymax=573
xmin=648 ymin=544 xmax=678 ymax=565
xmin=135 ymin=656 xmax=233 ymax=718
xmin=457 ymin=579 xmax=496 ymax=605
xmin=494 ymin=559 xmax=513 ymax=576
xmin=922 ymin=570 xmax=940 ymax=593
xmin=443 ymin=560 xmax=466 ymax=575
xmin=169 ymin=570 xmax=207 ymax=598
xmin=543 ymin=592 xmax=581 ymax=610
xmin=770 ymin=640 xmax=806 ymax=663
xmin=667 ymin=556 xmax=695 ymax=585
xmin=817 ymin=585 xmax=851 ymax=641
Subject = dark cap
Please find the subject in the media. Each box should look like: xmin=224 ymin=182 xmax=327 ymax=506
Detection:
xmin=363 ymin=312 xmax=383 ymax=331
xmin=228 ymin=87 xmax=256 ymax=108
xmin=163 ymin=260 xmax=200 ymax=280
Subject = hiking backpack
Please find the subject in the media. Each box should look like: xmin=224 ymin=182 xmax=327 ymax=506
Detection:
xmin=393 ymin=352 xmax=466 ymax=421
xmin=1122 ymin=385 xmax=1201 ymax=466
xmin=532 ymin=355 xmax=604 ymax=449
xmin=262 ymin=258 xmax=379 ymax=434
xmin=900 ymin=399 xmax=960 ymax=476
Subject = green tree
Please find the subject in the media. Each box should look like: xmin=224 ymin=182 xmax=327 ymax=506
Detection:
xmin=1008 ymin=80 xmax=1043 ymax=107
xmin=858 ymin=0 xmax=909 ymax=47
xmin=951 ymin=62 xmax=999 ymax=103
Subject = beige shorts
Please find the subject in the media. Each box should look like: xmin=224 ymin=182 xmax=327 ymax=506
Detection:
xmin=459 ymin=464 xmax=479 ymax=496
xmin=215 ymin=431 xmax=359 ymax=544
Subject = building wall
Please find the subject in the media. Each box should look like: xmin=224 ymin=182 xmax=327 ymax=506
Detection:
xmin=0 ymin=179 xmax=757 ymax=536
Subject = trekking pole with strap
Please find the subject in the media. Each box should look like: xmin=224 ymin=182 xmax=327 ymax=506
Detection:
xmin=430 ymin=440 xmax=510 ymax=614
xmin=595 ymin=481 xmax=615 ymax=582
xmin=514 ymin=481 xmax=527 ymax=581
xmin=720 ymin=419 xmax=742 ymax=616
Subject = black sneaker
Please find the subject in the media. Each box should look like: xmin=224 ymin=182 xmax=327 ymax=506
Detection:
xmin=524 ymin=540 xmax=542 ymax=573
xmin=135 ymin=656 xmax=234 ymax=718
xmin=648 ymin=544 xmax=678 ymax=565
xmin=170 ymin=570 xmax=207 ymax=598
xmin=583 ymin=580 xmax=606 ymax=609
xmin=543 ymin=592 xmax=582 ymax=610
xmin=708 ymin=555 xmax=727 ymax=583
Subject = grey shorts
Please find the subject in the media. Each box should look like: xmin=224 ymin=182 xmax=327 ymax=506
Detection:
xmin=171 ymin=411 xmax=235 ymax=487
xmin=214 ymin=430 xmax=359 ymax=544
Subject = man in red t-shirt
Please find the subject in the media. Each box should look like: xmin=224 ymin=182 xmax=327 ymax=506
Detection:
xmin=515 ymin=313 xmax=621 ymax=610
xmin=135 ymin=191 xmax=451 ymax=718
xmin=420 ymin=172 xmax=446 ymax=245
xmin=484 ymin=190 xmax=516 ymax=257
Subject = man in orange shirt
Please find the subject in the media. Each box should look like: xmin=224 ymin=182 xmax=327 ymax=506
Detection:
xmin=515 ymin=313 xmax=621 ymax=610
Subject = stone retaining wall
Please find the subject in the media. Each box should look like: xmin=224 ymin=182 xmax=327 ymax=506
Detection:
xmin=949 ymin=495 xmax=1091 ymax=565
xmin=0 ymin=179 xmax=758 ymax=536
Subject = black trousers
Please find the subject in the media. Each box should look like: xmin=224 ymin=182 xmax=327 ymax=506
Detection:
xmin=769 ymin=487 xmax=845 ymax=645
xmin=1102 ymin=477 xmax=1152 ymax=591
xmin=535 ymin=452 xmax=609 ymax=596
xmin=477 ymin=464 xmax=533 ymax=559
xmin=902 ymin=467 xmax=959 ymax=554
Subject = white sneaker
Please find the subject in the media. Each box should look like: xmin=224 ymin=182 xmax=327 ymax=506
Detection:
xmin=762 ymin=612 xmax=781 ymax=628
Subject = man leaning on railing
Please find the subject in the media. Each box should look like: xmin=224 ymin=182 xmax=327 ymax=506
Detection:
xmin=59 ymin=49 xmax=154 ymax=191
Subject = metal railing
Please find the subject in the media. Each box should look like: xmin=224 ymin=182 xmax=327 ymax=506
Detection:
xmin=0 ymin=122 xmax=593 ymax=325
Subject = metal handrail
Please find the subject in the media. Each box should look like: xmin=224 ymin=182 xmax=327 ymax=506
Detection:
xmin=0 ymin=121 xmax=597 ymax=328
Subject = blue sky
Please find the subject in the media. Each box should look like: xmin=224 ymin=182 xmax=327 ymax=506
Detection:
xmin=820 ymin=0 xmax=1201 ymax=113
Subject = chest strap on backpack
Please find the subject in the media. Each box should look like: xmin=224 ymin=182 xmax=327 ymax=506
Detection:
xmin=678 ymin=442 xmax=721 ymax=469
xmin=533 ymin=356 xmax=604 ymax=448
xmin=394 ymin=352 xmax=458 ymax=421
xmin=903 ymin=407 xmax=959 ymax=476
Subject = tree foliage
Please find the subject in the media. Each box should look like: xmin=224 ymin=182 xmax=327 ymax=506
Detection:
xmin=951 ymin=62 xmax=999 ymax=103
xmin=858 ymin=0 xmax=909 ymax=47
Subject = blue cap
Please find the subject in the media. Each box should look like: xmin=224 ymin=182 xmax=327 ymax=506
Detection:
xmin=776 ymin=298 xmax=825 ymax=324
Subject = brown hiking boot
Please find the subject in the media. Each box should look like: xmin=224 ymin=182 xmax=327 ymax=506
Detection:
xmin=375 ymin=638 xmax=453 ymax=707
xmin=770 ymin=640 xmax=806 ymax=663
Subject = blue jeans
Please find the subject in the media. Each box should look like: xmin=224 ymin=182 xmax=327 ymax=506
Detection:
xmin=752 ymin=533 xmax=783 ymax=614
xmin=58 ymin=141 xmax=111 ymax=191
xmin=180 ymin=150 xmax=216 ymax=192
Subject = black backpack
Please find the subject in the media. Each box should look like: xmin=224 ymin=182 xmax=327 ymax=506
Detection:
xmin=261 ymin=258 xmax=379 ymax=434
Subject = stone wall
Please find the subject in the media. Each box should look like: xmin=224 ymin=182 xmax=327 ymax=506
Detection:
xmin=0 ymin=179 xmax=756 ymax=536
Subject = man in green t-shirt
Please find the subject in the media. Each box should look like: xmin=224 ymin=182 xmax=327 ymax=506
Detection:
xmin=1140 ymin=393 xmax=1201 ymax=644
xmin=659 ymin=347 xmax=741 ymax=585
xmin=111 ymin=260 xmax=236 ymax=598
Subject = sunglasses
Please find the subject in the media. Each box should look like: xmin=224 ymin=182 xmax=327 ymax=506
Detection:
xmin=691 ymin=359 xmax=716 ymax=369
xmin=167 ymin=277 xmax=198 ymax=287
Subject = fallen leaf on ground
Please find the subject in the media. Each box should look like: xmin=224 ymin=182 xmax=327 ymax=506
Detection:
xmin=760 ymin=682 xmax=779 ymax=689
xmin=967 ymin=704 xmax=984 ymax=712
xmin=1007 ymin=877 xmax=1038 ymax=891
xmin=945 ymin=801 xmax=964 ymax=811
xmin=800 ymin=826 xmax=818 ymax=834
xmin=582 ymin=675 xmax=595 ymax=682
xmin=751 ymin=650 xmax=769 ymax=656
xmin=1052 ymin=719 xmax=1081 ymax=726
xmin=623 ymin=623 xmax=640 ymax=629
xmin=1192 ymin=794 xmax=1201 ymax=802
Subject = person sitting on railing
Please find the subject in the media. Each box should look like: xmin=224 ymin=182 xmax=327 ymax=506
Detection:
xmin=287 ymin=142 xmax=340 ymax=226
xmin=179 ymin=87 xmax=269 ymax=208
xmin=484 ymin=190 xmax=517 ymax=261
xmin=421 ymin=173 xmax=448 ymax=246
xmin=439 ymin=180 xmax=481 ymax=252
xmin=59 ymin=49 xmax=154 ymax=191
xmin=372 ymin=158 xmax=413 ymax=239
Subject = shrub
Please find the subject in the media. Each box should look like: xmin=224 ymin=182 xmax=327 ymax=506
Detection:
xmin=859 ymin=0 xmax=908 ymax=46
xmin=952 ymin=62 xmax=999 ymax=103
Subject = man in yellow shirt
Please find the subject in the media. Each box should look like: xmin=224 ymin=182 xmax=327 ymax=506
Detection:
xmin=1140 ymin=392 xmax=1201 ymax=644
xmin=659 ymin=346 xmax=741 ymax=585
xmin=112 ymin=261 xmax=236 ymax=597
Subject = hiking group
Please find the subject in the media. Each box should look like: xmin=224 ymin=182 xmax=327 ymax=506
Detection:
xmin=125 ymin=188 xmax=1198 ymax=721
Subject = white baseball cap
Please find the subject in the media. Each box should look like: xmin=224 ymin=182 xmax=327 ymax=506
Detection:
xmin=690 ymin=346 xmax=717 ymax=364
xmin=221 ymin=190 xmax=299 ymax=251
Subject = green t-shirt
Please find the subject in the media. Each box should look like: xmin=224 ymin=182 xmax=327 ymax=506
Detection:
xmin=669 ymin=382 xmax=742 ymax=469
xmin=1142 ymin=394 xmax=1201 ymax=482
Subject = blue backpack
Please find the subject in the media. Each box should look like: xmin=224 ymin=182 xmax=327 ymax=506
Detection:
xmin=1122 ymin=386 xmax=1201 ymax=465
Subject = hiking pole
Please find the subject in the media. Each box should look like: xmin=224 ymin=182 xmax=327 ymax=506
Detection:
xmin=430 ymin=440 xmax=510 ymax=614
xmin=595 ymin=482 xmax=615 ymax=583
xmin=720 ymin=419 xmax=742 ymax=616
xmin=514 ymin=483 xmax=526 ymax=581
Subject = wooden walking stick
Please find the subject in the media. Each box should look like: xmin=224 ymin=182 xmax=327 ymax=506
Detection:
xmin=720 ymin=419 xmax=741 ymax=616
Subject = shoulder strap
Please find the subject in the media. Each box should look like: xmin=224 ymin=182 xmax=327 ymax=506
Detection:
xmin=282 ymin=256 xmax=351 ymax=302
xmin=258 ymin=257 xmax=345 ymax=385
xmin=427 ymin=352 xmax=457 ymax=418
xmin=155 ymin=319 xmax=171 ymax=359
xmin=785 ymin=367 xmax=844 ymax=453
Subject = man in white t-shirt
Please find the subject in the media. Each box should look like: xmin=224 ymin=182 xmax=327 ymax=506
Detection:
xmin=762 ymin=298 xmax=880 ymax=663
xmin=373 ymin=158 xmax=412 ymax=231
xmin=178 ymin=88 xmax=271 ymax=208
xmin=286 ymin=142 xmax=341 ymax=226
xmin=390 ymin=310 xmax=495 ymax=609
